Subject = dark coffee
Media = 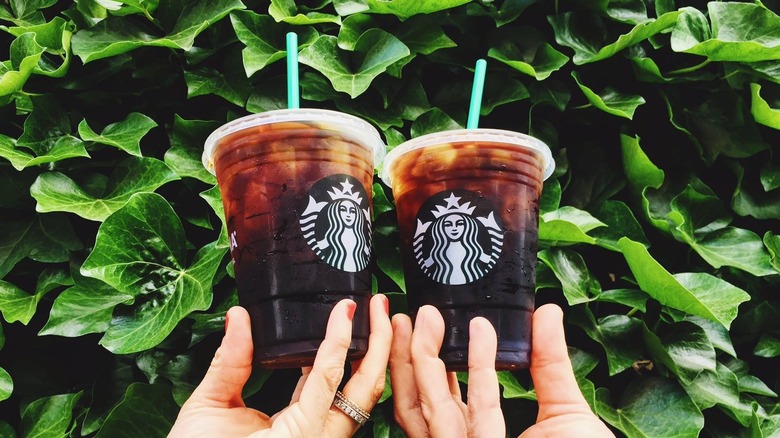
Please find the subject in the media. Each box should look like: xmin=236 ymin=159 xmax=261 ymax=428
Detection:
xmin=382 ymin=132 xmax=552 ymax=371
xmin=205 ymin=111 xmax=384 ymax=368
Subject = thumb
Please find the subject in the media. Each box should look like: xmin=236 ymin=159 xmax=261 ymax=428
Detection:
xmin=530 ymin=304 xmax=591 ymax=422
xmin=186 ymin=306 xmax=254 ymax=409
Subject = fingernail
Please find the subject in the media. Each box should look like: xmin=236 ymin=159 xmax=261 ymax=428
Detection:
xmin=346 ymin=301 xmax=357 ymax=320
xmin=382 ymin=295 xmax=390 ymax=315
xmin=224 ymin=312 xmax=230 ymax=332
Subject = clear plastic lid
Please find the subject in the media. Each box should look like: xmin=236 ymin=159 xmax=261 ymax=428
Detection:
xmin=379 ymin=129 xmax=555 ymax=188
xmin=202 ymin=109 xmax=386 ymax=175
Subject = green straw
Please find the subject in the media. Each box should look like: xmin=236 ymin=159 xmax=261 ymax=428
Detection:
xmin=286 ymin=32 xmax=300 ymax=109
xmin=466 ymin=59 xmax=487 ymax=129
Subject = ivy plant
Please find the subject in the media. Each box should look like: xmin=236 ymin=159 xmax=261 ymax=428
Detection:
xmin=1 ymin=0 xmax=778 ymax=436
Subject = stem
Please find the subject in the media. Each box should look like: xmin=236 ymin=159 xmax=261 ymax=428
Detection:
xmin=571 ymin=103 xmax=593 ymax=110
xmin=667 ymin=59 xmax=712 ymax=75
xmin=626 ymin=307 xmax=639 ymax=317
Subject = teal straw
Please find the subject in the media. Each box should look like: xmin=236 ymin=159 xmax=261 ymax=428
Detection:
xmin=286 ymin=32 xmax=300 ymax=109
xmin=466 ymin=59 xmax=487 ymax=129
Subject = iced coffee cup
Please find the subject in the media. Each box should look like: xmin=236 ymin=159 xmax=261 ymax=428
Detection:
xmin=203 ymin=109 xmax=385 ymax=369
xmin=380 ymin=129 xmax=554 ymax=371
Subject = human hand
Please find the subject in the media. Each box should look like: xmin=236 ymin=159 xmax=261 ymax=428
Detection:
xmin=389 ymin=303 xmax=614 ymax=438
xmin=168 ymin=294 xmax=392 ymax=438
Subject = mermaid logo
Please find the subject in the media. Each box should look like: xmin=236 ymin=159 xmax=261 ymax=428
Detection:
xmin=414 ymin=191 xmax=503 ymax=285
xmin=300 ymin=175 xmax=371 ymax=272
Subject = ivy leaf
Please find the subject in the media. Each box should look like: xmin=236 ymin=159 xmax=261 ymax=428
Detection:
xmin=682 ymin=91 xmax=770 ymax=163
xmin=572 ymin=72 xmax=645 ymax=119
xmin=20 ymin=392 xmax=83 ymax=438
xmin=571 ymin=307 xmax=643 ymax=376
xmin=30 ymin=157 xmax=179 ymax=222
xmin=671 ymin=4 xmax=780 ymax=62
xmin=17 ymin=96 xmax=75 ymax=153
xmin=230 ymin=10 xmax=318 ymax=77
xmin=199 ymin=185 xmax=229 ymax=250
xmin=683 ymin=362 xmax=753 ymax=426
xmin=410 ymin=108 xmax=462 ymax=137
xmin=488 ymin=27 xmax=569 ymax=80
xmin=0 ymin=134 xmax=89 ymax=171
xmin=392 ymin=15 xmax=457 ymax=56
xmin=0 ymin=268 xmax=71 ymax=324
xmin=299 ymin=32 xmax=410 ymax=98
xmin=670 ymin=185 xmax=776 ymax=277
xmin=362 ymin=0 xmax=471 ymax=21
xmin=642 ymin=321 xmax=716 ymax=384
xmin=268 ymin=0 xmax=341 ymax=25
xmin=538 ymin=248 xmax=600 ymax=305
xmin=750 ymin=83 xmax=780 ymax=129
xmin=0 ymin=367 xmax=11 ymax=402
xmin=39 ymin=276 xmax=134 ymax=337
xmin=618 ymin=238 xmax=751 ymax=329
xmin=372 ymin=183 xmax=394 ymax=218
xmin=71 ymin=0 xmax=246 ymax=63
xmin=163 ymin=115 xmax=219 ymax=184
xmin=590 ymin=200 xmax=649 ymax=251
xmin=723 ymin=358 xmax=778 ymax=398
xmin=684 ymin=316 xmax=737 ymax=358
xmin=78 ymin=112 xmax=157 ymax=157
xmin=497 ymin=371 xmax=535 ymax=400
xmin=528 ymin=79 xmax=571 ymax=111
xmin=5 ymin=17 xmax=73 ymax=78
xmin=764 ymin=231 xmax=780 ymax=272
xmin=0 ymin=32 xmax=43 ymax=97
xmin=466 ymin=0 xmax=541 ymax=27
xmin=0 ymin=214 xmax=82 ymax=278
xmin=596 ymin=378 xmax=704 ymax=438
xmin=621 ymin=134 xmax=664 ymax=194
xmin=94 ymin=383 xmax=178 ymax=438
xmin=596 ymin=289 xmax=648 ymax=312
xmin=549 ymin=11 xmax=681 ymax=65
xmin=753 ymin=335 xmax=780 ymax=358
xmin=761 ymin=163 xmax=780 ymax=192
xmin=80 ymin=193 xmax=225 ymax=353
xmin=184 ymin=64 xmax=251 ymax=107
xmin=539 ymin=206 xmax=606 ymax=246
xmin=732 ymin=162 xmax=780 ymax=221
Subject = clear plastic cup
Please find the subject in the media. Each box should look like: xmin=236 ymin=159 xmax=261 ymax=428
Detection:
xmin=380 ymin=129 xmax=554 ymax=371
xmin=204 ymin=109 xmax=385 ymax=369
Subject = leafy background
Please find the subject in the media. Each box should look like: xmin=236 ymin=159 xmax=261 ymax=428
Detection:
xmin=0 ymin=0 xmax=779 ymax=436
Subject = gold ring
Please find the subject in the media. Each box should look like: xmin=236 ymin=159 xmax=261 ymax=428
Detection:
xmin=331 ymin=390 xmax=370 ymax=426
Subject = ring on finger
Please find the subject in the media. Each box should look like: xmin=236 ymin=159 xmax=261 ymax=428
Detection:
xmin=331 ymin=390 xmax=370 ymax=426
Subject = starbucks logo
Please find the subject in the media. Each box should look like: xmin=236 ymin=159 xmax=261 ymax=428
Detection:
xmin=414 ymin=190 xmax=504 ymax=285
xmin=300 ymin=174 xmax=371 ymax=272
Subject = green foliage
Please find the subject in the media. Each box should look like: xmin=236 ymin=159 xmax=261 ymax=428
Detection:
xmin=0 ymin=0 xmax=778 ymax=437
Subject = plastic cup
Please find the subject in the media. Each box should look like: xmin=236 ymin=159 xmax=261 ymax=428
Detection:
xmin=203 ymin=109 xmax=385 ymax=369
xmin=380 ymin=129 xmax=554 ymax=371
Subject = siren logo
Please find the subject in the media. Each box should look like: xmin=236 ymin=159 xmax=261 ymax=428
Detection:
xmin=414 ymin=190 xmax=504 ymax=285
xmin=300 ymin=174 xmax=371 ymax=272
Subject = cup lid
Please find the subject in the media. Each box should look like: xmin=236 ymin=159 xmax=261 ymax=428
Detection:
xmin=202 ymin=108 xmax=386 ymax=175
xmin=379 ymin=129 xmax=556 ymax=188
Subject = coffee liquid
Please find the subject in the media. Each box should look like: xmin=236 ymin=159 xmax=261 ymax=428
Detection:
xmin=214 ymin=121 xmax=374 ymax=368
xmin=391 ymin=141 xmax=543 ymax=371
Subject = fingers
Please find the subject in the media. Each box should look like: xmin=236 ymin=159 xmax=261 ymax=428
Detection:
xmin=297 ymin=299 xmax=355 ymax=430
xmin=289 ymin=367 xmax=312 ymax=405
xmin=530 ymin=304 xmax=592 ymax=422
xmin=184 ymin=306 xmax=253 ymax=409
xmin=410 ymin=305 xmax=468 ymax=436
xmin=466 ymin=317 xmax=505 ymax=438
xmin=389 ymin=313 xmax=428 ymax=437
xmin=330 ymin=294 xmax=393 ymax=433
